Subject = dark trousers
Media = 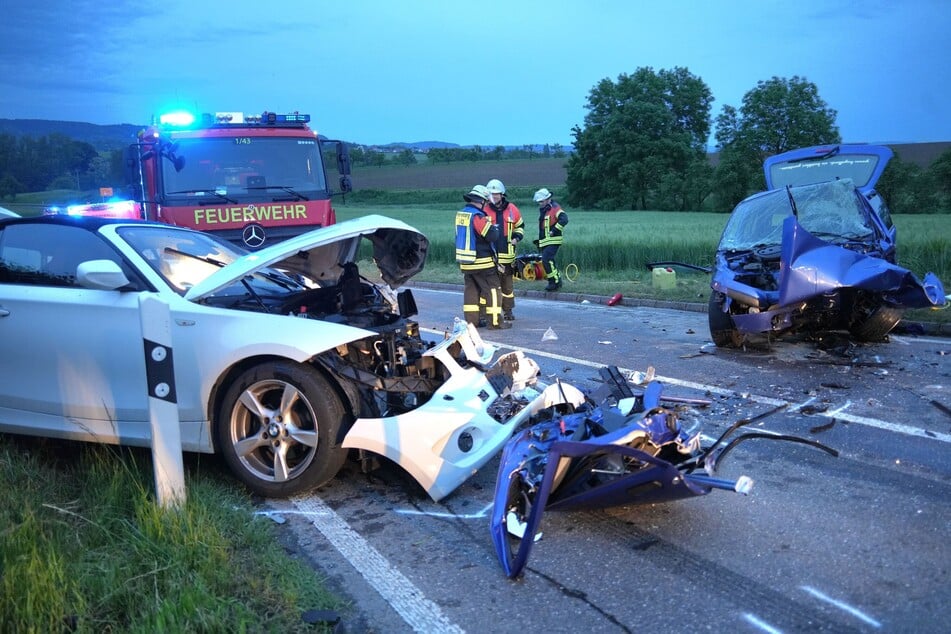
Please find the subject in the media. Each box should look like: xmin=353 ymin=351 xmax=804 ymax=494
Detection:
xmin=463 ymin=268 xmax=503 ymax=326
xmin=542 ymin=245 xmax=561 ymax=283
xmin=499 ymin=263 xmax=515 ymax=312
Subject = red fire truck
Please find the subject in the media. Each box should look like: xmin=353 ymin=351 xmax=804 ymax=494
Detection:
xmin=68 ymin=110 xmax=351 ymax=249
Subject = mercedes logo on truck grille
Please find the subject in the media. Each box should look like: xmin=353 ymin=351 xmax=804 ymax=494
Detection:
xmin=242 ymin=222 xmax=266 ymax=249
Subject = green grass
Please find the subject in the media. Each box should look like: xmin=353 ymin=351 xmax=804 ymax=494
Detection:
xmin=337 ymin=202 xmax=951 ymax=326
xmin=0 ymin=437 xmax=343 ymax=633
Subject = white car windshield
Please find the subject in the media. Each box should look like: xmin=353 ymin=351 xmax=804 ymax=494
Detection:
xmin=118 ymin=226 xmax=301 ymax=295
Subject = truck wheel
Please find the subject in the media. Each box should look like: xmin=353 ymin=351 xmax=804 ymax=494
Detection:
xmin=708 ymin=293 xmax=743 ymax=348
xmin=850 ymin=306 xmax=903 ymax=342
xmin=217 ymin=361 xmax=349 ymax=497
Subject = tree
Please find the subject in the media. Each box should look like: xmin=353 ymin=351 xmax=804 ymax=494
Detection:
xmin=348 ymin=145 xmax=366 ymax=166
xmin=395 ymin=149 xmax=417 ymax=165
xmin=565 ymin=66 xmax=713 ymax=209
xmin=877 ymin=153 xmax=938 ymax=214
xmin=928 ymin=147 xmax=951 ymax=211
xmin=711 ymin=76 xmax=840 ymax=210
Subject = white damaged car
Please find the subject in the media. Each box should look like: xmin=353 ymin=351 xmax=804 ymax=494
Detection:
xmin=0 ymin=213 xmax=546 ymax=500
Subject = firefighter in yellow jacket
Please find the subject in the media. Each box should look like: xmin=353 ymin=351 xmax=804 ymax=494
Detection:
xmin=485 ymin=179 xmax=524 ymax=321
xmin=533 ymin=188 xmax=569 ymax=291
xmin=455 ymin=185 xmax=511 ymax=329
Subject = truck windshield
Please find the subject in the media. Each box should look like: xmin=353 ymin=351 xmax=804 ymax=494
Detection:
xmin=160 ymin=136 xmax=328 ymax=199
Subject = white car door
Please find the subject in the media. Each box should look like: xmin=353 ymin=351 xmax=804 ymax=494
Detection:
xmin=0 ymin=223 xmax=152 ymax=444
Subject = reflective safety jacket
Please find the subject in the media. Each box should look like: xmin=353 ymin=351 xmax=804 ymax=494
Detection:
xmin=486 ymin=198 xmax=524 ymax=264
xmin=455 ymin=204 xmax=500 ymax=271
xmin=538 ymin=201 xmax=569 ymax=248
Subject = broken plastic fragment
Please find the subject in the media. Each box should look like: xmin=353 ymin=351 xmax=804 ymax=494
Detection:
xmin=735 ymin=476 xmax=754 ymax=495
xmin=506 ymin=511 xmax=542 ymax=541
xmin=628 ymin=366 xmax=656 ymax=385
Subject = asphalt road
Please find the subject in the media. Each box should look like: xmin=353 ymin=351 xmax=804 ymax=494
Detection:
xmin=265 ymin=287 xmax=951 ymax=633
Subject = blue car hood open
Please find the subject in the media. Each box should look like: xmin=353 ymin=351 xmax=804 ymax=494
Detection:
xmin=779 ymin=215 xmax=946 ymax=308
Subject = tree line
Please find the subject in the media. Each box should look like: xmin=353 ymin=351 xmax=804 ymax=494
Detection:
xmin=346 ymin=143 xmax=568 ymax=168
xmin=566 ymin=69 xmax=951 ymax=213
xmin=2 ymin=69 xmax=950 ymax=214
xmin=0 ymin=133 xmax=125 ymax=200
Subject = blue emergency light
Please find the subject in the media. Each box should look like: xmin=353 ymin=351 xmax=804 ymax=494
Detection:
xmin=158 ymin=111 xmax=196 ymax=127
xmin=261 ymin=112 xmax=311 ymax=124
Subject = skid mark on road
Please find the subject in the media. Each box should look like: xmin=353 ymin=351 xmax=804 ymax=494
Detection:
xmin=291 ymin=495 xmax=464 ymax=634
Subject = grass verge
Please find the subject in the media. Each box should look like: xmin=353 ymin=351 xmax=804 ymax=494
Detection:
xmin=0 ymin=436 xmax=342 ymax=633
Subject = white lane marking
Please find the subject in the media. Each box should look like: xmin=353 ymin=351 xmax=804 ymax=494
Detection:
xmin=788 ymin=397 xmax=817 ymax=412
xmin=801 ymin=586 xmax=882 ymax=628
xmin=742 ymin=613 xmax=784 ymax=633
xmin=422 ymin=328 xmax=951 ymax=445
xmin=890 ymin=335 xmax=949 ymax=346
xmin=291 ymin=495 xmax=464 ymax=634
xmin=395 ymin=502 xmax=493 ymax=519
xmin=822 ymin=402 xmax=951 ymax=443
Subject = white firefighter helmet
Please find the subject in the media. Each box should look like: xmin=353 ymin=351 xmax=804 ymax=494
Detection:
xmin=533 ymin=188 xmax=552 ymax=203
xmin=486 ymin=179 xmax=506 ymax=195
xmin=464 ymin=184 xmax=490 ymax=203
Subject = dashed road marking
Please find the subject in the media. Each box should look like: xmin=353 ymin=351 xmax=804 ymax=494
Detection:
xmin=742 ymin=613 xmax=783 ymax=633
xmin=801 ymin=585 xmax=882 ymax=628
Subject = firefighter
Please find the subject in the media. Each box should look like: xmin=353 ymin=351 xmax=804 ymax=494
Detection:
xmin=533 ymin=188 xmax=569 ymax=291
xmin=485 ymin=178 xmax=524 ymax=321
xmin=455 ymin=185 xmax=511 ymax=329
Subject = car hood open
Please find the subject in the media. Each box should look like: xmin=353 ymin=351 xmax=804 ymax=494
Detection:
xmin=185 ymin=214 xmax=429 ymax=301
xmin=764 ymin=144 xmax=892 ymax=195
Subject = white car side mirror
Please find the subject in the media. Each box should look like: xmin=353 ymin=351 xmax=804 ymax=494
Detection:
xmin=77 ymin=260 xmax=130 ymax=290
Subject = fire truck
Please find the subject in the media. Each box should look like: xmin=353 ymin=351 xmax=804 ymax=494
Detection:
xmin=68 ymin=110 xmax=351 ymax=249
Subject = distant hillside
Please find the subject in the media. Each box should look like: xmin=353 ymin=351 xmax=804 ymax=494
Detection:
xmin=0 ymin=119 xmax=947 ymax=168
xmin=0 ymin=119 xmax=143 ymax=152
xmin=378 ymin=141 xmax=460 ymax=150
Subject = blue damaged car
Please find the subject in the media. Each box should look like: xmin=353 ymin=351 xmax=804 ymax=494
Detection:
xmin=708 ymin=144 xmax=946 ymax=347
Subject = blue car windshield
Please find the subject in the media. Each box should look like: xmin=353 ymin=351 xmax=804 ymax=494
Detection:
xmin=719 ymin=179 xmax=875 ymax=251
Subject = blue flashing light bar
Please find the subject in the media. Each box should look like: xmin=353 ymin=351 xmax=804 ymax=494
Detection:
xmin=158 ymin=111 xmax=196 ymax=127
xmin=267 ymin=112 xmax=310 ymax=123
xmin=161 ymin=110 xmax=312 ymax=128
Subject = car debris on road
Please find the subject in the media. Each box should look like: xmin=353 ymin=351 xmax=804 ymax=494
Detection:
xmin=490 ymin=366 xmax=838 ymax=578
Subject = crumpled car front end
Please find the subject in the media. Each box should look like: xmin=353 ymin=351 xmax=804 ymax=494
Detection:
xmin=709 ymin=179 xmax=946 ymax=346
xmin=340 ymin=319 xmax=547 ymax=501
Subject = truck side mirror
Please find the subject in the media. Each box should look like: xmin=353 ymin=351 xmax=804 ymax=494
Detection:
xmin=336 ymin=143 xmax=351 ymax=176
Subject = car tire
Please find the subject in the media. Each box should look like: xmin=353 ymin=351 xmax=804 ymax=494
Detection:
xmin=217 ymin=361 xmax=349 ymax=497
xmin=850 ymin=306 xmax=903 ymax=342
xmin=708 ymin=293 xmax=743 ymax=348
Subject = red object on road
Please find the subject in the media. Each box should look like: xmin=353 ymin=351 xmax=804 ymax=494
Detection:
xmin=608 ymin=293 xmax=623 ymax=306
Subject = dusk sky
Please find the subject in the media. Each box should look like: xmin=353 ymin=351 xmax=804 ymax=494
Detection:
xmin=1 ymin=0 xmax=949 ymax=147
